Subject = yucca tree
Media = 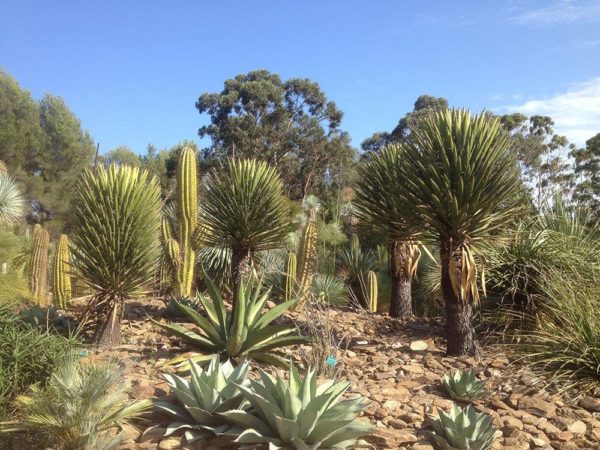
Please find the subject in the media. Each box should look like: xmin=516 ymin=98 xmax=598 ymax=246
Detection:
xmin=200 ymin=159 xmax=291 ymax=314
xmin=71 ymin=165 xmax=161 ymax=346
xmin=357 ymin=110 xmax=523 ymax=355
xmin=355 ymin=147 xmax=421 ymax=319
xmin=0 ymin=170 xmax=25 ymax=228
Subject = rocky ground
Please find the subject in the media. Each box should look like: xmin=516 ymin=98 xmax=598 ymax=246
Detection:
xmin=63 ymin=299 xmax=600 ymax=450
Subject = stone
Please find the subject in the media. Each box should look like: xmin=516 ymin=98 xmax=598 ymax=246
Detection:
xmin=409 ymin=340 xmax=428 ymax=351
xmin=158 ymin=438 xmax=181 ymax=449
xmin=567 ymin=420 xmax=586 ymax=435
xmin=517 ymin=397 xmax=556 ymax=418
xmin=401 ymin=364 xmax=424 ymax=375
xmin=580 ymin=396 xmax=600 ymax=412
xmin=531 ymin=437 xmax=547 ymax=447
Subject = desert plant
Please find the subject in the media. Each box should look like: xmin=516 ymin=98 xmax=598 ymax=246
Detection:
xmin=71 ymin=164 xmax=161 ymax=346
xmin=155 ymin=277 xmax=308 ymax=367
xmin=220 ymin=362 xmax=371 ymax=449
xmin=164 ymin=147 xmax=198 ymax=297
xmin=52 ymin=234 xmax=71 ymax=309
xmin=155 ymin=355 xmax=250 ymax=444
xmin=200 ymin=159 xmax=291 ymax=312
xmin=29 ymin=225 xmax=49 ymax=305
xmin=18 ymin=305 xmax=61 ymax=329
xmin=311 ymin=274 xmax=347 ymax=305
xmin=285 ymin=252 xmax=296 ymax=302
xmin=163 ymin=295 xmax=201 ymax=320
xmin=295 ymin=221 xmax=318 ymax=306
xmin=443 ymin=370 xmax=486 ymax=401
xmin=428 ymin=404 xmax=496 ymax=450
xmin=356 ymin=110 xmax=523 ymax=355
xmin=337 ymin=235 xmax=377 ymax=309
xmin=0 ymin=353 xmax=151 ymax=450
xmin=0 ymin=171 xmax=24 ymax=228
xmin=367 ymin=270 xmax=378 ymax=312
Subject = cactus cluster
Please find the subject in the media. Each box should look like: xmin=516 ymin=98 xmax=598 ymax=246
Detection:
xmin=52 ymin=234 xmax=71 ymax=309
xmin=30 ymin=224 xmax=50 ymax=305
xmin=164 ymin=147 xmax=198 ymax=297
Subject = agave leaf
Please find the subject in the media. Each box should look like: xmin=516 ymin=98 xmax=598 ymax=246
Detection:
xmin=153 ymin=320 xmax=219 ymax=352
xmin=218 ymin=409 xmax=272 ymax=436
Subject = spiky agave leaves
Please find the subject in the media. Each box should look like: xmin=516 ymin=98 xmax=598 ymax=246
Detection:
xmin=220 ymin=362 xmax=371 ymax=449
xmin=52 ymin=234 xmax=72 ymax=309
xmin=442 ymin=370 xmax=486 ymax=402
xmin=428 ymin=404 xmax=496 ymax=450
xmin=0 ymin=171 xmax=24 ymax=228
xmin=155 ymin=355 xmax=250 ymax=443
xmin=155 ymin=277 xmax=308 ymax=368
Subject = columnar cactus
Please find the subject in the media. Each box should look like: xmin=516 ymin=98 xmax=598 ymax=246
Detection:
xmin=164 ymin=147 xmax=198 ymax=297
xmin=52 ymin=234 xmax=71 ymax=309
xmin=284 ymin=252 xmax=296 ymax=302
xmin=367 ymin=270 xmax=378 ymax=312
xmin=296 ymin=221 xmax=317 ymax=306
xmin=30 ymin=225 xmax=50 ymax=305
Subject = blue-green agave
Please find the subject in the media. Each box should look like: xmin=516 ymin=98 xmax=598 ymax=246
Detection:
xmin=442 ymin=370 xmax=486 ymax=401
xmin=428 ymin=404 xmax=496 ymax=450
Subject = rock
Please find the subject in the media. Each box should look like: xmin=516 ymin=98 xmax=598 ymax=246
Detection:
xmin=383 ymin=399 xmax=401 ymax=410
xmin=395 ymin=431 xmax=418 ymax=444
xmin=580 ymin=396 xmax=600 ymax=412
xmin=567 ymin=420 xmax=586 ymax=435
xmin=409 ymin=340 xmax=428 ymax=351
xmin=158 ymin=438 xmax=181 ymax=449
xmin=531 ymin=437 xmax=547 ymax=447
xmin=131 ymin=378 xmax=156 ymax=399
xmin=517 ymin=397 xmax=556 ymax=418
xmin=401 ymin=364 xmax=424 ymax=375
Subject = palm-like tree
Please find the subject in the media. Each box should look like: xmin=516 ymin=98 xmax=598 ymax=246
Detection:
xmin=200 ymin=159 xmax=292 ymax=310
xmin=357 ymin=110 xmax=523 ymax=355
xmin=71 ymin=165 xmax=161 ymax=346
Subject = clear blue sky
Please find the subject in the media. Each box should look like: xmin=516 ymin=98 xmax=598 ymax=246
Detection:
xmin=1 ymin=1 xmax=599 ymax=152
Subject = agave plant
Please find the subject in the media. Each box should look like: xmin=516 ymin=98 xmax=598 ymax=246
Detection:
xmin=200 ymin=159 xmax=292 ymax=312
xmin=0 ymin=353 xmax=151 ymax=450
xmin=155 ymin=277 xmax=308 ymax=367
xmin=355 ymin=110 xmax=523 ymax=355
xmin=443 ymin=370 xmax=486 ymax=401
xmin=163 ymin=296 xmax=201 ymax=320
xmin=0 ymin=171 xmax=24 ymax=228
xmin=220 ymin=363 xmax=371 ymax=449
xmin=70 ymin=164 xmax=161 ymax=346
xmin=155 ymin=355 xmax=250 ymax=444
xmin=428 ymin=404 xmax=496 ymax=450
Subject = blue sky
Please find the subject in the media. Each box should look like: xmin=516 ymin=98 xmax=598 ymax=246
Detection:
xmin=1 ymin=0 xmax=599 ymax=153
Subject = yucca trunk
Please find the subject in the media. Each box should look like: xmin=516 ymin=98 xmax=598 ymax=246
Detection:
xmin=389 ymin=241 xmax=412 ymax=319
xmin=440 ymin=238 xmax=477 ymax=356
xmin=231 ymin=247 xmax=252 ymax=321
xmin=95 ymin=297 xmax=124 ymax=347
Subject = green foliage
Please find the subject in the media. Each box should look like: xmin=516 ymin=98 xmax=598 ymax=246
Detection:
xmin=163 ymin=296 xmax=201 ymax=320
xmin=311 ymin=274 xmax=347 ymax=305
xmin=572 ymin=132 xmax=600 ymax=216
xmin=196 ymin=70 xmax=354 ymax=199
xmin=71 ymin=164 xmax=161 ymax=345
xmin=516 ymin=271 xmax=600 ymax=394
xmin=0 ymin=172 xmax=24 ymax=227
xmin=220 ymin=362 xmax=371 ymax=449
xmin=101 ymin=145 xmax=141 ymax=167
xmin=155 ymin=355 xmax=250 ymax=443
xmin=443 ymin=370 xmax=486 ymax=401
xmin=200 ymin=159 xmax=291 ymax=289
xmin=336 ymin=236 xmax=377 ymax=308
xmin=17 ymin=305 xmax=60 ymax=329
xmin=155 ymin=278 xmax=308 ymax=368
xmin=0 ymin=306 xmax=77 ymax=422
xmin=52 ymin=234 xmax=71 ymax=309
xmin=428 ymin=404 xmax=496 ymax=450
xmin=0 ymin=353 xmax=151 ymax=450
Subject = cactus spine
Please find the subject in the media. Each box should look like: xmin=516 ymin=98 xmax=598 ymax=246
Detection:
xmin=165 ymin=147 xmax=197 ymax=297
xmin=296 ymin=221 xmax=317 ymax=306
xmin=284 ymin=252 xmax=297 ymax=302
xmin=367 ymin=270 xmax=378 ymax=312
xmin=30 ymin=225 xmax=49 ymax=305
xmin=52 ymin=234 xmax=71 ymax=309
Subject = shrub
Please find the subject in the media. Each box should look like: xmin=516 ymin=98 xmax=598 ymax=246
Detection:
xmin=155 ymin=277 xmax=308 ymax=368
xmin=0 ymin=353 xmax=150 ymax=450
xmin=220 ymin=362 xmax=371 ymax=449
xmin=155 ymin=355 xmax=250 ymax=444
xmin=428 ymin=404 xmax=496 ymax=450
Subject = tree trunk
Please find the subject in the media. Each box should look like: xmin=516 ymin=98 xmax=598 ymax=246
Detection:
xmin=230 ymin=247 xmax=252 ymax=323
xmin=389 ymin=241 xmax=412 ymax=319
xmin=95 ymin=298 xmax=124 ymax=347
xmin=440 ymin=239 xmax=477 ymax=356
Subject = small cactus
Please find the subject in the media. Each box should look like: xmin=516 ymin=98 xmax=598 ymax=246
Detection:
xmin=30 ymin=225 xmax=50 ymax=305
xmin=284 ymin=252 xmax=297 ymax=302
xmin=367 ymin=270 xmax=378 ymax=312
xmin=52 ymin=234 xmax=71 ymax=309
xmin=296 ymin=221 xmax=317 ymax=307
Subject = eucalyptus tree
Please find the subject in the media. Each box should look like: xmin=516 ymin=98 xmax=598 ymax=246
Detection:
xmin=357 ymin=110 xmax=523 ymax=355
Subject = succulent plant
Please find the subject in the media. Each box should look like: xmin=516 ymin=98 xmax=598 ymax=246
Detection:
xmin=155 ymin=277 xmax=308 ymax=368
xmin=284 ymin=252 xmax=296 ymax=303
xmin=155 ymin=355 xmax=250 ymax=444
xmin=295 ymin=221 xmax=317 ymax=308
xmin=52 ymin=234 xmax=72 ymax=309
xmin=220 ymin=362 xmax=371 ymax=449
xmin=428 ymin=404 xmax=496 ymax=450
xmin=443 ymin=370 xmax=486 ymax=401
xmin=367 ymin=270 xmax=378 ymax=312
xmin=163 ymin=295 xmax=201 ymax=319
xmin=29 ymin=225 xmax=49 ymax=305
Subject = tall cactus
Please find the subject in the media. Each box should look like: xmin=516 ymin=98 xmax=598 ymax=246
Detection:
xmin=164 ymin=147 xmax=198 ymax=297
xmin=284 ymin=252 xmax=297 ymax=302
xmin=367 ymin=270 xmax=378 ymax=312
xmin=296 ymin=221 xmax=317 ymax=306
xmin=30 ymin=225 xmax=49 ymax=305
xmin=52 ymin=234 xmax=71 ymax=309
